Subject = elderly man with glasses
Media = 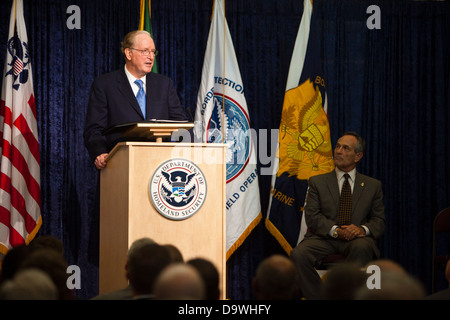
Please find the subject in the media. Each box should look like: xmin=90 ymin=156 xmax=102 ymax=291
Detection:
xmin=84 ymin=30 xmax=188 ymax=170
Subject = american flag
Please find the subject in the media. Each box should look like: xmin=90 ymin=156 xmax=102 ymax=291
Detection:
xmin=0 ymin=0 xmax=41 ymax=259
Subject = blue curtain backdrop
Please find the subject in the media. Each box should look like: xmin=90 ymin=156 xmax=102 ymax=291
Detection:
xmin=0 ymin=0 xmax=448 ymax=299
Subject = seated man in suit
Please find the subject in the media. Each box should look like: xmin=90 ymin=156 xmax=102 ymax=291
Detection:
xmin=84 ymin=30 xmax=188 ymax=170
xmin=290 ymin=131 xmax=386 ymax=300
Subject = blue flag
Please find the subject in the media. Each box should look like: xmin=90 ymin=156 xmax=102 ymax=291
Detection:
xmin=265 ymin=0 xmax=334 ymax=254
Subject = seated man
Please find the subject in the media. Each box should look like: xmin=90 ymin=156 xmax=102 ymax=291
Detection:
xmin=290 ymin=132 xmax=386 ymax=300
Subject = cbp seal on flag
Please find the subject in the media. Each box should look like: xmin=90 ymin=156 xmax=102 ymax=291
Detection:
xmin=206 ymin=93 xmax=251 ymax=183
xmin=150 ymin=159 xmax=207 ymax=220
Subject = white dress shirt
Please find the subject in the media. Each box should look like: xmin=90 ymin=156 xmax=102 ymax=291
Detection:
xmin=124 ymin=65 xmax=146 ymax=96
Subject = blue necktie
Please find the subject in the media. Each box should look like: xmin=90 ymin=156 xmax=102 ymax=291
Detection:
xmin=134 ymin=79 xmax=146 ymax=119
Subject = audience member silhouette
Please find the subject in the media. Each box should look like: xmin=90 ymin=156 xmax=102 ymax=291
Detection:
xmin=127 ymin=242 xmax=172 ymax=299
xmin=0 ymin=268 xmax=58 ymax=300
xmin=0 ymin=235 xmax=67 ymax=300
xmin=322 ymin=262 xmax=368 ymax=300
xmin=252 ymin=254 xmax=299 ymax=300
xmin=164 ymin=244 xmax=184 ymax=263
xmin=29 ymin=235 xmax=64 ymax=256
xmin=365 ymin=258 xmax=407 ymax=274
xmin=19 ymin=248 xmax=76 ymax=300
xmin=355 ymin=259 xmax=425 ymax=300
xmin=154 ymin=263 xmax=206 ymax=300
xmin=427 ymin=259 xmax=450 ymax=300
xmin=4 ymin=236 xmax=436 ymax=301
xmin=91 ymin=237 xmax=156 ymax=300
xmin=187 ymin=257 xmax=220 ymax=300
xmin=0 ymin=244 xmax=31 ymax=285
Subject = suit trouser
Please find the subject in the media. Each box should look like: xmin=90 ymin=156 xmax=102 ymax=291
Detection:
xmin=290 ymin=237 xmax=376 ymax=300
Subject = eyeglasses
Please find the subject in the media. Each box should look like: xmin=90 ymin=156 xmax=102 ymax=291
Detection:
xmin=129 ymin=48 xmax=159 ymax=56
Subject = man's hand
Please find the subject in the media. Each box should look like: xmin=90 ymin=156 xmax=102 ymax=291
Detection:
xmin=338 ymin=224 xmax=365 ymax=241
xmin=94 ymin=153 xmax=108 ymax=170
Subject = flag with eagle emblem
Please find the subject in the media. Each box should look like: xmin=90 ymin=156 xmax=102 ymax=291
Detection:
xmin=1 ymin=0 xmax=41 ymax=259
xmin=195 ymin=0 xmax=262 ymax=259
xmin=265 ymin=0 xmax=334 ymax=254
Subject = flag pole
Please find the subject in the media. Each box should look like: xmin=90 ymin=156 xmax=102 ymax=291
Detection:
xmin=13 ymin=0 xmax=17 ymax=34
xmin=139 ymin=0 xmax=144 ymax=30
xmin=222 ymin=0 xmax=226 ymax=143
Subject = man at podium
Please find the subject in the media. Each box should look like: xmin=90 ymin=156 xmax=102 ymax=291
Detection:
xmin=84 ymin=30 xmax=188 ymax=170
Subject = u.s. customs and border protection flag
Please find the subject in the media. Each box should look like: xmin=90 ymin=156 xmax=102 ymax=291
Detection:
xmin=139 ymin=0 xmax=158 ymax=73
xmin=265 ymin=0 xmax=334 ymax=254
xmin=1 ymin=0 xmax=41 ymax=260
xmin=195 ymin=0 xmax=262 ymax=259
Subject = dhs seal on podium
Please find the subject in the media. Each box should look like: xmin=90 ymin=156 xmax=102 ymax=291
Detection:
xmin=150 ymin=159 xmax=207 ymax=220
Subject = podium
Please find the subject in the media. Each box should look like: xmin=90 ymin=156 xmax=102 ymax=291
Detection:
xmin=99 ymin=124 xmax=227 ymax=298
xmin=102 ymin=121 xmax=196 ymax=142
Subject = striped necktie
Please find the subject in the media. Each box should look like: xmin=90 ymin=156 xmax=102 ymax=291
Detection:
xmin=337 ymin=173 xmax=352 ymax=226
xmin=134 ymin=79 xmax=146 ymax=119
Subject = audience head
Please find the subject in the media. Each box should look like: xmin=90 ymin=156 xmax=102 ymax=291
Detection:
xmin=187 ymin=258 xmax=220 ymax=300
xmin=127 ymin=237 xmax=156 ymax=258
xmin=0 ymin=245 xmax=31 ymax=284
xmin=19 ymin=248 xmax=74 ymax=300
xmin=154 ymin=263 xmax=206 ymax=300
xmin=323 ymin=262 xmax=368 ymax=300
xmin=164 ymin=244 xmax=184 ymax=263
xmin=0 ymin=268 xmax=58 ymax=300
xmin=366 ymin=258 xmax=407 ymax=274
xmin=29 ymin=235 xmax=64 ymax=256
xmin=355 ymin=261 xmax=426 ymax=300
xmin=253 ymin=254 xmax=299 ymax=300
xmin=126 ymin=242 xmax=172 ymax=298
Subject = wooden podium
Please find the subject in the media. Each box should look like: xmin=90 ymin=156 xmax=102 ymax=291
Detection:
xmin=102 ymin=121 xmax=196 ymax=143
xmin=99 ymin=124 xmax=227 ymax=298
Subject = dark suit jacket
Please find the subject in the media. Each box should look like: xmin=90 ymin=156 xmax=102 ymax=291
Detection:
xmin=304 ymin=170 xmax=386 ymax=255
xmin=83 ymin=69 xmax=188 ymax=160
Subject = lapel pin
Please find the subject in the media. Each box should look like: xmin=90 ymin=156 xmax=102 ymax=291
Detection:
xmin=361 ymin=182 xmax=364 ymax=187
